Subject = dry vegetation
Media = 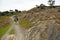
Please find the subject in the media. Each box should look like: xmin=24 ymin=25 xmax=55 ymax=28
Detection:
xmin=0 ymin=16 xmax=11 ymax=38
xmin=18 ymin=6 xmax=60 ymax=40
xmin=0 ymin=16 xmax=10 ymax=28
xmin=18 ymin=6 xmax=60 ymax=29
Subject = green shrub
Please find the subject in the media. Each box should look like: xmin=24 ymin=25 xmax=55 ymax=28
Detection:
xmin=40 ymin=4 xmax=46 ymax=9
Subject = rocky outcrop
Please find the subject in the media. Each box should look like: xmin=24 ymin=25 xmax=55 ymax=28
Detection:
xmin=27 ymin=20 xmax=60 ymax=40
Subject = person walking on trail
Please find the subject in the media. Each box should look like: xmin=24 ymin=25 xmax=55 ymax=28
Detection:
xmin=14 ymin=15 xmax=18 ymax=23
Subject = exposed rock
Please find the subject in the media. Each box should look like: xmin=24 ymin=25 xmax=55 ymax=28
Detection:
xmin=27 ymin=20 xmax=60 ymax=40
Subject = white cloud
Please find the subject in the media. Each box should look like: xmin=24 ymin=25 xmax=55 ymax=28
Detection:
xmin=0 ymin=0 xmax=60 ymax=11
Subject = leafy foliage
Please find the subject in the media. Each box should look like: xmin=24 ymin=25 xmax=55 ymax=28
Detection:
xmin=0 ymin=9 xmax=21 ymax=16
xmin=40 ymin=4 xmax=46 ymax=9
xmin=48 ymin=0 xmax=55 ymax=8
xmin=36 ymin=4 xmax=46 ymax=9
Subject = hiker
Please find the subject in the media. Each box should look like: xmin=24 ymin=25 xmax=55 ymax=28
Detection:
xmin=14 ymin=15 xmax=18 ymax=22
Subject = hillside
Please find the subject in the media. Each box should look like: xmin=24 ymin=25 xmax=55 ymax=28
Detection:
xmin=0 ymin=16 xmax=10 ymax=28
xmin=18 ymin=6 xmax=60 ymax=40
xmin=0 ymin=6 xmax=60 ymax=40
xmin=18 ymin=6 xmax=60 ymax=29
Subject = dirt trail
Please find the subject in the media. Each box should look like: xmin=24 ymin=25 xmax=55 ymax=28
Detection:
xmin=1 ymin=16 xmax=47 ymax=40
xmin=1 ymin=16 xmax=27 ymax=40
xmin=13 ymin=22 xmax=26 ymax=40
xmin=1 ymin=23 xmax=14 ymax=40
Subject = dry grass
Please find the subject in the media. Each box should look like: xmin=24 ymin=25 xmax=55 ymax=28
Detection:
xmin=0 ymin=16 xmax=10 ymax=28
xmin=19 ymin=19 xmax=33 ymax=29
xmin=18 ymin=6 xmax=60 ymax=29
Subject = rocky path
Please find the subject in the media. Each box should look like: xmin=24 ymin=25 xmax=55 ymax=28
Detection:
xmin=13 ymin=22 xmax=26 ymax=40
xmin=1 ymin=25 xmax=13 ymax=40
xmin=1 ymin=17 xmax=26 ymax=40
xmin=1 ymin=16 xmax=60 ymax=40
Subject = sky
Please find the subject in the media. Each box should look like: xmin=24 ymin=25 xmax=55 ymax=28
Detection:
xmin=0 ymin=0 xmax=60 ymax=11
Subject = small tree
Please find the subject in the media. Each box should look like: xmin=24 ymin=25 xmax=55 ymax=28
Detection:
xmin=19 ymin=11 xmax=21 ymax=13
xmin=15 ymin=9 xmax=18 ymax=12
xmin=36 ymin=5 xmax=40 ymax=8
xmin=48 ymin=0 xmax=55 ymax=7
xmin=40 ymin=4 xmax=46 ymax=9
xmin=10 ymin=10 xmax=13 ymax=12
xmin=9 ymin=10 xmax=14 ymax=15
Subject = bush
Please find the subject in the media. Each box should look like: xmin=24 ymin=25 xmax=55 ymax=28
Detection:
xmin=36 ymin=5 xmax=40 ymax=8
xmin=40 ymin=4 xmax=46 ymax=9
xmin=48 ymin=0 xmax=55 ymax=8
